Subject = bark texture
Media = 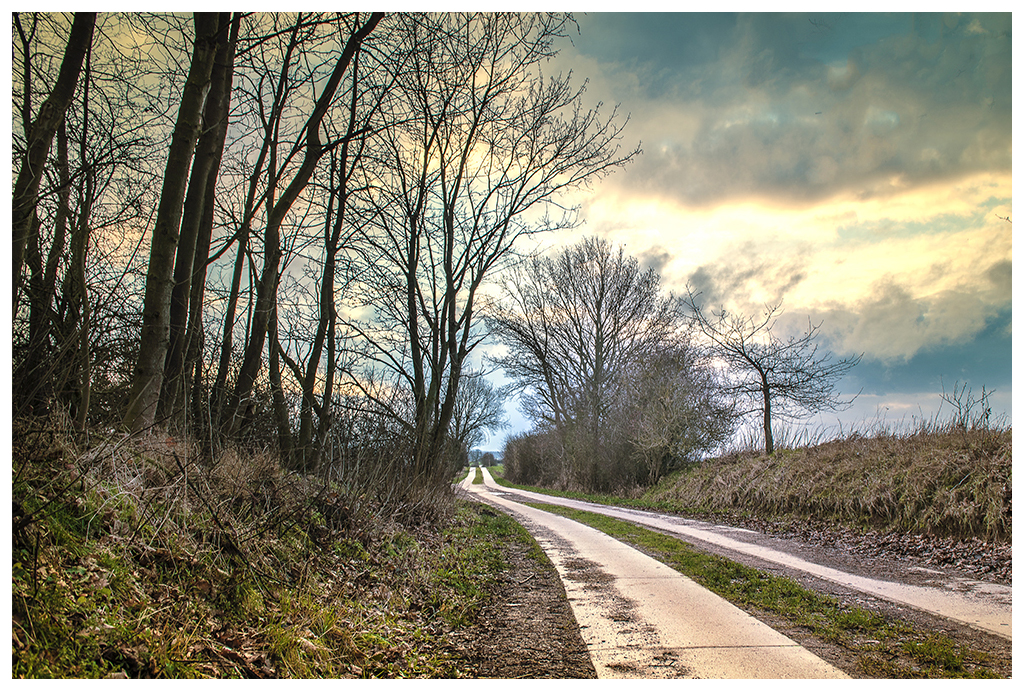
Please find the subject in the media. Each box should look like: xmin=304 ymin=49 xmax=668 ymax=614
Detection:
xmin=123 ymin=13 xmax=222 ymax=433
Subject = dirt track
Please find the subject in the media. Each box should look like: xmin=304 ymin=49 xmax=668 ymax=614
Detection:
xmin=479 ymin=474 xmax=1012 ymax=641
xmin=458 ymin=467 xmax=1012 ymax=678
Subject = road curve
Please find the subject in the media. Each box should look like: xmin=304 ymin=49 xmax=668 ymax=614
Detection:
xmin=467 ymin=469 xmax=1012 ymax=642
xmin=461 ymin=468 xmax=848 ymax=679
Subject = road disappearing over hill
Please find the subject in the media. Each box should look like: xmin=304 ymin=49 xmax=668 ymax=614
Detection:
xmin=460 ymin=468 xmax=849 ymax=679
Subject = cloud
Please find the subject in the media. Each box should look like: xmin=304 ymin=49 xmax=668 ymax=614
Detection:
xmin=673 ymin=222 xmax=1010 ymax=367
xmin=578 ymin=170 xmax=1010 ymax=305
xmin=637 ymin=246 xmax=673 ymax=275
xmin=685 ymin=245 xmax=808 ymax=312
xmin=566 ymin=12 xmax=1011 ymax=208
xmin=814 ymin=265 xmax=1009 ymax=363
xmin=537 ymin=13 xmax=1012 ymax=428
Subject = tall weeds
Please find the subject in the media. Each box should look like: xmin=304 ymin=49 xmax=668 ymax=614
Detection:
xmin=649 ymin=388 xmax=1011 ymax=540
xmin=10 ymin=407 xmax=485 ymax=678
xmin=12 ymin=405 xmax=457 ymax=591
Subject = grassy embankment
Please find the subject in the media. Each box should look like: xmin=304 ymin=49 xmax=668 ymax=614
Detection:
xmin=486 ymin=415 xmax=1010 ymax=678
xmin=496 ymin=419 xmax=1011 ymax=541
xmin=12 ymin=418 xmax=532 ymax=679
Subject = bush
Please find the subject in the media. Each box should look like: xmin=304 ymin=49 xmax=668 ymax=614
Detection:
xmin=501 ymin=430 xmax=562 ymax=487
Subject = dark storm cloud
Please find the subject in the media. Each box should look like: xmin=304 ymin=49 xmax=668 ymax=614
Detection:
xmin=572 ymin=12 xmax=1011 ymax=207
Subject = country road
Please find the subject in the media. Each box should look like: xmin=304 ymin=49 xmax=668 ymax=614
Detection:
xmin=460 ymin=468 xmax=849 ymax=679
xmin=460 ymin=466 xmax=1012 ymax=678
xmin=464 ymin=467 xmax=1012 ymax=643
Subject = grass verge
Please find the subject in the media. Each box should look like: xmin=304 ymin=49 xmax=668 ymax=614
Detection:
xmin=499 ymin=423 xmax=1011 ymax=543
xmin=526 ymin=502 xmax=1001 ymax=679
xmin=11 ymin=418 xmax=521 ymax=679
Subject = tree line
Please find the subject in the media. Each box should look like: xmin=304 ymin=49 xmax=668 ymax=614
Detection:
xmin=490 ymin=235 xmax=861 ymax=492
xmin=11 ymin=12 xmax=636 ymax=494
xmin=489 ymin=237 xmax=729 ymax=490
xmin=12 ymin=12 xmax=858 ymax=498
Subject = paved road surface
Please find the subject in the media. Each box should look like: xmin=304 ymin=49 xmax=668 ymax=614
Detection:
xmin=461 ymin=468 xmax=848 ymax=679
xmin=466 ymin=468 xmax=1012 ymax=642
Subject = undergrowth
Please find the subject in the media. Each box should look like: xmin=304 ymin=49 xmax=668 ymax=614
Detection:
xmin=11 ymin=414 xmax=512 ymax=679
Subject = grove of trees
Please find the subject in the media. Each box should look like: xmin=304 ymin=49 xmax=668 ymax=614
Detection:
xmin=489 ymin=237 xmax=864 ymax=491
xmin=11 ymin=12 xmax=637 ymax=499
xmin=489 ymin=237 xmax=735 ymax=491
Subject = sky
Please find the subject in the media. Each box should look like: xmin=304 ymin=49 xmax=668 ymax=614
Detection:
xmin=479 ymin=11 xmax=1013 ymax=449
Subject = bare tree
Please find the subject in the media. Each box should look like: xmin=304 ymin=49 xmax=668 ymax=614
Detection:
xmin=490 ymin=237 xmax=677 ymax=435
xmin=223 ymin=11 xmax=382 ymax=437
xmin=615 ymin=343 xmax=734 ymax=484
xmin=13 ymin=11 xmax=95 ymax=307
xmin=489 ymin=236 xmax=701 ymax=489
xmin=123 ymin=13 xmax=223 ymax=433
xmin=683 ymin=291 xmax=861 ymax=455
xmin=208 ymin=13 xmax=306 ymax=425
xmin=63 ymin=38 xmax=94 ymax=432
xmin=13 ymin=13 xmax=165 ymax=425
xmin=158 ymin=12 xmax=238 ymax=427
xmin=283 ymin=35 xmax=389 ymax=472
xmin=347 ymin=14 xmax=638 ymax=482
xmin=448 ymin=370 xmax=509 ymax=456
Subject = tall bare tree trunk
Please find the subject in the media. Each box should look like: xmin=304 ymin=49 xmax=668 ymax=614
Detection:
xmin=159 ymin=13 xmax=236 ymax=427
xmin=211 ymin=15 xmax=303 ymax=428
xmin=13 ymin=12 xmax=95 ymax=308
xmin=70 ymin=44 xmax=94 ymax=433
xmin=14 ymin=12 xmax=57 ymax=415
xmin=269 ymin=302 xmax=294 ymax=463
xmin=123 ymin=13 xmax=221 ymax=433
xmin=296 ymin=59 xmax=363 ymax=471
xmin=182 ymin=15 xmax=241 ymax=434
xmin=761 ymin=370 xmax=774 ymax=455
xmin=18 ymin=121 xmax=70 ymax=415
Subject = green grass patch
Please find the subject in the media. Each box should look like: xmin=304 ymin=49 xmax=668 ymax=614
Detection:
xmin=11 ymin=421 xmax=531 ymax=679
xmin=526 ymin=502 xmax=1000 ymax=679
xmin=425 ymin=504 xmax=514 ymax=627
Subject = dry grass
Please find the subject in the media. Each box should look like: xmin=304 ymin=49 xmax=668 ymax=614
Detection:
xmin=648 ymin=419 xmax=1011 ymax=540
xmin=10 ymin=411 xmax=500 ymax=679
